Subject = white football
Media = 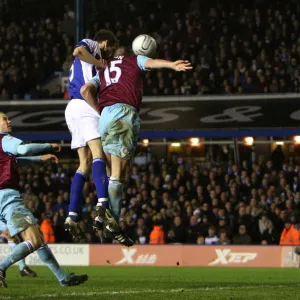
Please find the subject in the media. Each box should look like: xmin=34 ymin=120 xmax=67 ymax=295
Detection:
xmin=132 ymin=34 xmax=157 ymax=57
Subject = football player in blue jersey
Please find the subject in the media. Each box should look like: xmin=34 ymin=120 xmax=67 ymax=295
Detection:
xmin=64 ymin=30 xmax=120 ymax=241
xmin=0 ymin=112 xmax=88 ymax=288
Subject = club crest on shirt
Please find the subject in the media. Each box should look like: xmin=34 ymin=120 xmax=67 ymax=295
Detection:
xmin=121 ymin=147 xmax=129 ymax=157
xmin=24 ymin=216 xmax=33 ymax=224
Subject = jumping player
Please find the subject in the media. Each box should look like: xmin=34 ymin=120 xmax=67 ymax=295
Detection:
xmin=64 ymin=30 xmax=119 ymax=241
xmin=0 ymin=112 xmax=88 ymax=288
xmin=81 ymin=49 xmax=192 ymax=243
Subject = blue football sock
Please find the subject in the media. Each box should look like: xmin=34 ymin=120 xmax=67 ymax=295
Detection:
xmin=8 ymin=241 xmax=26 ymax=271
xmin=37 ymin=244 xmax=68 ymax=282
xmin=92 ymin=158 xmax=109 ymax=209
xmin=0 ymin=241 xmax=34 ymax=271
xmin=69 ymin=171 xmax=87 ymax=222
xmin=108 ymin=177 xmax=123 ymax=220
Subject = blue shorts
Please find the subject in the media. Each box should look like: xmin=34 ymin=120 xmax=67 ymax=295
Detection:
xmin=0 ymin=189 xmax=37 ymax=237
xmin=99 ymin=103 xmax=140 ymax=160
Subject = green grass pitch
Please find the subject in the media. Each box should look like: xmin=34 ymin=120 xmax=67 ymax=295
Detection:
xmin=0 ymin=266 xmax=299 ymax=300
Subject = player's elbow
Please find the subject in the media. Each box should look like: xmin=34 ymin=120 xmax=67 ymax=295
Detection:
xmin=80 ymin=83 xmax=94 ymax=99
xmin=80 ymin=84 xmax=89 ymax=99
xmin=16 ymin=145 xmax=28 ymax=156
xmin=73 ymin=46 xmax=85 ymax=58
xmin=144 ymin=58 xmax=154 ymax=70
xmin=73 ymin=48 xmax=79 ymax=57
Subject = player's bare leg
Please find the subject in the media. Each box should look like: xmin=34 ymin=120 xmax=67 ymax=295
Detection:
xmin=87 ymin=139 xmax=119 ymax=230
xmin=65 ymin=147 xmax=91 ymax=242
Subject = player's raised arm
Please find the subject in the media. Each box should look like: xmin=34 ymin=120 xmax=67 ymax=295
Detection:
xmin=73 ymin=46 xmax=106 ymax=69
xmin=143 ymin=58 xmax=192 ymax=72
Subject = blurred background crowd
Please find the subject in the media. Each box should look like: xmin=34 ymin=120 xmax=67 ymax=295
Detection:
xmin=0 ymin=0 xmax=300 ymax=246
xmin=0 ymin=0 xmax=300 ymax=99
xmin=3 ymin=145 xmax=298 ymax=246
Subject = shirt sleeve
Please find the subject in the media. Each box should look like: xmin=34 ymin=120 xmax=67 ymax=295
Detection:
xmin=76 ymin=39 xmax=99 ymax=55
xmin=89 ymin=72 xmax=100 ymax=89
xmin=137 ymin=55 xmax=151 ymax=71
xmin=2 ymin=135 xmax=23 ymax=155
xmin=17 ymin=156 xmax=41 ymax=166
xmin=17 ymin=143 xmax=51 ymax=156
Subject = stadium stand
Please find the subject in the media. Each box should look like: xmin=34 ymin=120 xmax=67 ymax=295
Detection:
xmin=0 ymin=0 xmax=299 ymax=246
xmin=1 ymin=0 xmax=300 ymax=98
xmin=13 ymin=145 xmax=300 ymax=245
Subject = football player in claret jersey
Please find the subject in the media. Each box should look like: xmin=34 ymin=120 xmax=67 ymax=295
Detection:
xmin=81 ymin=47 xmax=192 ymax=244
xmin=64 ymin=30 xmax=119 ymax=241
xmin=0 ymin=112 xmax=88 ymax=288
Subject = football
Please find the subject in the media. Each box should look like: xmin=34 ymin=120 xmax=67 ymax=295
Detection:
xmin=132 ymin=34 xmax=157 ymax=57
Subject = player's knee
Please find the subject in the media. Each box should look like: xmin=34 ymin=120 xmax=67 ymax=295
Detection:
xmin=0 ymin=230 xmax=13 ymax=241
xmin=21 ymin=225 xmax=45 ymax=251
xmin=87 ymin=139 xmax=103 ymax=159
xmin=78 ymin=158 xmax=90 ymax=174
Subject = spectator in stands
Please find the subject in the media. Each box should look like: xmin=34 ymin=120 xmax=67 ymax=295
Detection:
xmin=205 ymin=226 xmax=219 ymax=245
xmin=233 ymin=225 xmax=252 ymax=245
xmin=261 ymin=220 xmax=280 ymax=244
xmin=218 ymin=229 xmax=230 ymax=245
xmin=0 ymin=88 xmax=8 ymax=100
xmin=149 ymin=221 xmax=165 ymax=244
xmin=2 ymin=1 xmax=300 ymax=99
xmin=279 ymin=219 xmax=300 ymax=245
xmin=196 ymin=235 xmax=205 ymax=245
xmin=40 ymin=213 xmax=56 ymax=243
xmin=172 ymin=216 xmax=186 ymax=243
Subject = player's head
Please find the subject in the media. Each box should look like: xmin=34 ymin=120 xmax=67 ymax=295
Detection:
xmin=0 ymin=112 xmax=11 ymax=133
xmin=114 ymin=46 xmax=127 ymax=56
xmin=94 ymin=30 xmax=119 ymax=58
xmin=284 ymin=218 xmax=292 ymax=230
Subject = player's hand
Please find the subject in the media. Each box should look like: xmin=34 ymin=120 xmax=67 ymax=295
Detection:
xmin=50 ymin=143 xmax=61 ymax=152
xmin=41 ymin=154 xmax=59 ymax=164
xmin=96 ymin=59 xmax=107 ymax=69
xmin=172 ymin=60 xmax=192 ymax=72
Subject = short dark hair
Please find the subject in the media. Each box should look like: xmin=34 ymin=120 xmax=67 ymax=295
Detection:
xmin=94 ymin=30 xmax=118 ymax=47
xmin=114 ymin=46 xmax=131 ymax=56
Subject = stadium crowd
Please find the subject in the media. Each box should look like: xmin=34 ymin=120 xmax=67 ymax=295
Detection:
xmin=1 ymin=0 xmax=300 ymax=99
xmin=2 ymin=146 xmax=298 ymax=245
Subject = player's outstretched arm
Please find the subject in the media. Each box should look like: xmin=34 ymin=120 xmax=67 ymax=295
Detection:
xmin=73 ymin=46 xmax=106 ymax=68
xmin=17 ymin=154 xmax=58 ymax=166
xmin=81 ymin=82 xmax=99 ymax=112
xmin=16 ymin=143 xmax=61 ymax=156
xmin=144 ymin=59 xmax=192 ymax=72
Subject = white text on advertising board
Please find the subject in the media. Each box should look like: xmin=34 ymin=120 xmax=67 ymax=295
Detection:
xmin=209 ymin=249 xmax=257 ymax=266
xmin=116 ymin=248 xmax=157 ymax=265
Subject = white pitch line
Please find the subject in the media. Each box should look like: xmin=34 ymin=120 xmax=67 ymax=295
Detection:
xmin=0 ymin=284 xmax=293 ymax=299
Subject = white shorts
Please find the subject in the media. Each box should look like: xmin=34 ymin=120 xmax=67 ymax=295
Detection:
xmin=65 ymin=99 xmax=101 ymax=149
